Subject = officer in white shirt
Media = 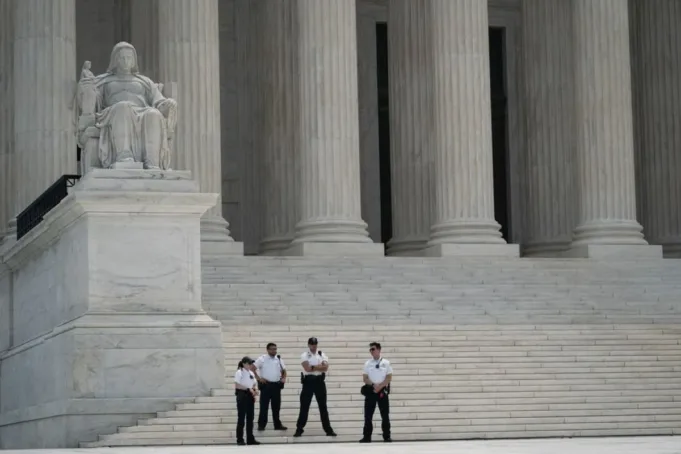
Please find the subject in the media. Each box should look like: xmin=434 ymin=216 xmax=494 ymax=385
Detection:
xmin=233 ymin=356 xmax=260 ymax=446
xmin=293 ymin=337 xmax=337 ymax=438
xmin=359 ymin=342 xmax=392 ymax=443
xmin=254 ymin=342 xmax=288 ymax=431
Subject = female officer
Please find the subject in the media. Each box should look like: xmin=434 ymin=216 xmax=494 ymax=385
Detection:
xmin=234 ymin=356 xmax=260 ymax=445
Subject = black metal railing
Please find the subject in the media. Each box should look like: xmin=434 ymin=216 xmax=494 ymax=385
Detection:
xmin=16 ymin=175 xmax=82 ymax=240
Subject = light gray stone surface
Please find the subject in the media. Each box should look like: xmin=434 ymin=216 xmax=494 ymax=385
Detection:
xmin=158 ymin=0 xmax=241 ymax=256
xmin=521 ymin=0 xmax=576 ymax=257
xmin=630 ymin=0 xmax=681 ymax=258
xmin=386 ymin=0 xmax=433 ymax=256
xmin=259 ymin=0 xmax=298 ymax=255
xmin=0 ymin=170 xmax=224 ymax=449
xmin=5 ymin=437 xmax=681 ymax=453
xmin=569 ymin=0 xmax=649 ymax=256
xmin=14 ymin=0 xmax=77 ymax=215
xmin=291 ymin=0 xmax=374 ymax=249
xmin=427 ymin=0 xmax=506 ymax=248
xmin=0 ymin=0 xmax=13 ymax=243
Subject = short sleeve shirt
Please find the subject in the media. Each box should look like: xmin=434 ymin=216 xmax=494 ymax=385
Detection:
xmin=234 ymin=368 xmax=256 ymax=389
xmin=255 ymin=354 xmax=286 ymax=382
xmin=363 ymin=358 xmax=393 ymax=384
xmin=301 ymin=350 xmax=329 ymax=376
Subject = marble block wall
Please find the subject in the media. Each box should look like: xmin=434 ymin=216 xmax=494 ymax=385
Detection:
xmin=0 ymin=170 xmax=224 ymax=448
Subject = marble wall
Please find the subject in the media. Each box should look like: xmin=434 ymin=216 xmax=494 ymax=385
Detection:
xmin=0 ymin=171 xmax=224 ymax=448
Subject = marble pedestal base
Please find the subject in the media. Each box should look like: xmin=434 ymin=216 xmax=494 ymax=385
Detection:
xmin=285 ymin=242 xmax=385 ymax=257
xmin=425 ymin=244 xmax=520 ymax=258
xmin=566 ymin=244 xmax=663 ymax=260
xmin=0 ymin=169 xmax=224 ymax=449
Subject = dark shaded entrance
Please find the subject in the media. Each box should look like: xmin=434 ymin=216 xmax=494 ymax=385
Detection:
xmin=375 ymin=24 xmax=511 ymax=245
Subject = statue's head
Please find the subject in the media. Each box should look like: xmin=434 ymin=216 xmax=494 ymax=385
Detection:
xmin=107 ymin=42 xmax=139 ymax=75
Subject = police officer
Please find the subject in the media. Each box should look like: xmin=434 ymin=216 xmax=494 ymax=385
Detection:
xmin=293 ymin=337 xmax=337 ymax=438
xmin=359 ymin=342 xmax=392 ymax=443
xmin=233 ymin=356 xmax=260 ymax=446
xmin=254 ymin=342 xmax=288 ymax=431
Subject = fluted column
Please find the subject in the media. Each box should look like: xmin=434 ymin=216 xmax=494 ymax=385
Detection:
xmin=426 ymin=0 xmax=516 ymax=256
xmin=289 ymin=0 xmax=380 ymax=256
xmin=570 ymin=0 xmax=655 ymax=258
xmin=386 ymin=0 xmax=433 ymax=256
xmin=521 ymin=0 xmax=576 ymax=257
xmin=0 ymin=0 xmax=14 ymax=245
xmin=158 ymin=0 xmax=242 ymax=256
xmin=259 ymin=0 xmax=298 ymax=255
xmin=630 ymin=0 xmax=681 ymax=257
xmin=14 ymin=0 xmax=77 ymax=215
xmin=130 ymin=0 xmax=158 ymax=81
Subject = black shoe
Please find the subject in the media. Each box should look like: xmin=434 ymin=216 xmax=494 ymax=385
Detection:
xmin=359 ymin=438 xmax=371 ymax=443
xmin=257 ymin=427 xmax=265 ymax=431
xmin=326 ymin=431 xmax=337 ymax=437
xmin=274 ymin=425 xmax=288 ymax=431
xmin=247 ymin=439 xmax=261 ymax=445
xmin=236 ymin=440 xmax=246 ymax=446
xmin=293 ymin=429 xmax=303 ymax=437
xmin=384 ymin=437 xmax=393 ymax=442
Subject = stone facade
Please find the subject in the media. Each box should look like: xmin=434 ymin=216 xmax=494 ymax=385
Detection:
xmin=0 ymin=0 xmax=679 ymax=254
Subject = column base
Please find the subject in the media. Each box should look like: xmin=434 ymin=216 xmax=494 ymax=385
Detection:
xmin=424 ymin=243 xmax=520 ymax=257
xmin=522 ymin=238 xmax=572 ymax=258
xmin=428 ymin=220 xmax=506 ymax=245
xmin=386 ymin=236 xmax=429 ymax=257
xmin=200 ymin=215 xmax=243 ymax=257
xmin=284 ymin=242 xmax=385 ymax=257
xmin=566 ymin=244 xmax=663 ymax=259
xmin=659 ymin=240 xmax=681 ymax=258
xmin=259 ymin=234 xmax=294 ymax=256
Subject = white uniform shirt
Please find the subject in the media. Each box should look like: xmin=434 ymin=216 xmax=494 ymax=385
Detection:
xmin=234 ymin=368 xmax=257 ymax=389
xmin=301 ymin=350 xmax=329 ymax=376
xmin=255 ymin=354 xmax=286 ymax=382
xmin=363 ymin=358 xmax=393 ymax=384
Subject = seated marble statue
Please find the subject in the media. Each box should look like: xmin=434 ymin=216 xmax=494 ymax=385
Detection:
xmin=76 ymin=41 xmax=177 ymax=170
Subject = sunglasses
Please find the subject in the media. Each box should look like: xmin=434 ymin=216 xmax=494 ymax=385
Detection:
xmin=370 ymin=347 xmax=377 ymax=352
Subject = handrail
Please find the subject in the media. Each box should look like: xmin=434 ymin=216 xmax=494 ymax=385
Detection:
xmin=16 ymin=175 xmax=82 ymax=240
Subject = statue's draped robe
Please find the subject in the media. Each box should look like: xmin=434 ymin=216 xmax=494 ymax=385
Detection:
xmin=93 ymin=74 xmax=173 ymax=169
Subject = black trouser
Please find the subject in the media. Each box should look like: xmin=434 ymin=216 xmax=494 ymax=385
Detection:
xmin=235 ymin=391 xmax=256 ymax=442
xmin=258 ymin=382 xmax=283 ymax=429
xmin=363 ymin=392 xmax=391 ymax=440
xmin=296 ymin=375 xmax=332 ymax=433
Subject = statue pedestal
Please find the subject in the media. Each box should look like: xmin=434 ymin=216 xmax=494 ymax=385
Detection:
xmin=0 ymin=170 xmax=224 ymax=449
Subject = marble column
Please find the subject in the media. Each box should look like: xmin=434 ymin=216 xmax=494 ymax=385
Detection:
xmin=521 ymin=0 xmax=576 ymax=257
xmin=0 ymin=0 xmax=14 ymax=245
xmin=386 ymin=0 xmax=433 ymax=256
xmin=158 ymin=0 xmax=242 ymax=255
xmin=259 ymin=0 xmax=298 ymax=255
xmin=630 ymin=0 xmax=681 ymax=257
xmin=426 ymin=0 xmax=516 ymax=256
xmin=569 ymin=0 xmax=656 ymax=258
xmin=288 ymin=0 xmax=381 ymax=256
xmin=14 ymin=0 xmax=77 ymax=215
xmin=130 ymin=0 xmax=158 ymax=81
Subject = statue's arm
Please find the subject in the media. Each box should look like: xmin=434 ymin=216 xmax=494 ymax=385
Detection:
xmin=150 ymin=82 xmax=166 ymax=108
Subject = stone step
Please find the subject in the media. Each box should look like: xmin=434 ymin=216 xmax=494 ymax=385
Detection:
xmin=82 ymin=256 xmax=681 ymax=448
xmin=135 ymin=405 xmax=681 ymax=427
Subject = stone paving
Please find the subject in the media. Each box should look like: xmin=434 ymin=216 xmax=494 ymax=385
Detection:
xmin=6 ymin=437 xmax=681 ymax=454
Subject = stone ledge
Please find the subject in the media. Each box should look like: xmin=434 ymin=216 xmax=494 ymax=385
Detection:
xmin=0 ymin=397 xmax=192 ymax=427
xmin=284 ymin=242 xmax=385 ymax=257
xmin=424 ymin=244 xmax=520 ymax=257
xmin=566 ymin=245 xmax=663 ymax=260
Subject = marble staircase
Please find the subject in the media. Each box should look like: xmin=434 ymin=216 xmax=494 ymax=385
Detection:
xmin=81 ymin=257 xmax=681 ymax=447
